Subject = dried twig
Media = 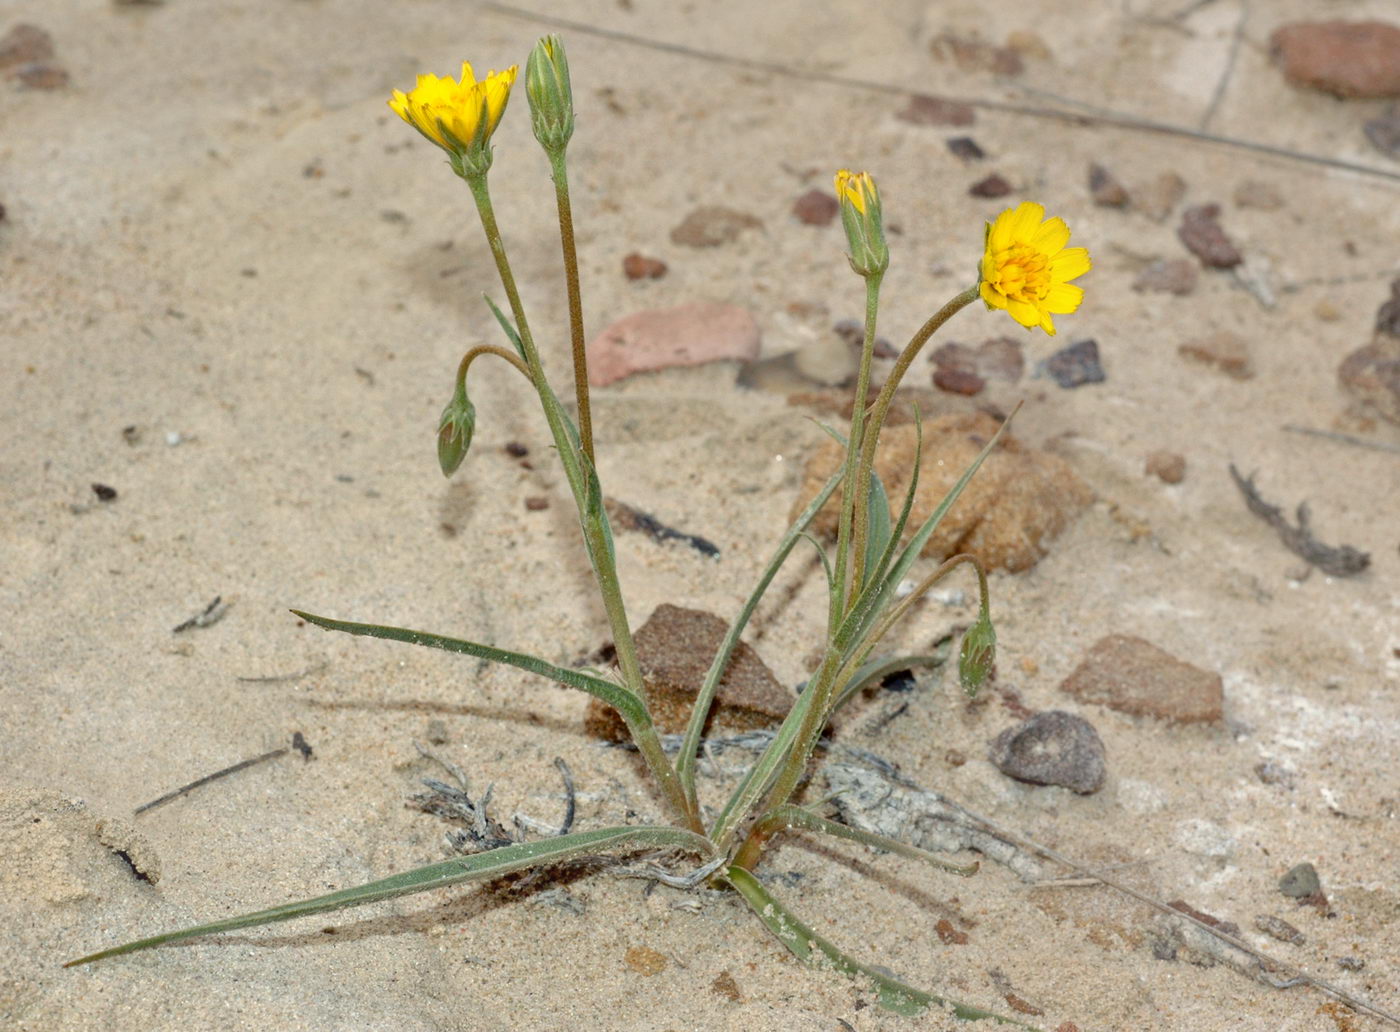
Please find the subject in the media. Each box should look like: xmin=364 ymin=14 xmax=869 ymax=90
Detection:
xmin=133 ymin=738 xmax=298 ymax=815
xmin=171 ymin=596 xmax=228 ymax=633
xmin=1282 ymin=424 xmax=1400 ymax=456
xmin=1228 ymin=465 xmax=1370 ymax=576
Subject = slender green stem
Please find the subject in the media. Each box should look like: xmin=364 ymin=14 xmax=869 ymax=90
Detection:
xmin=829 ymin=273 xmax=883 ymax=635
xmin=857 ymin=286 xmax=978 ymax=486
xmin=462 ymin=172 xmax=695 ymax=830
xmin=845 ymin=275 xmax=885 ymax=609
xmin=455 ymin=343 xmax=532 ymax=387
xmin=549 ymin=150 xmax=594 ymax=464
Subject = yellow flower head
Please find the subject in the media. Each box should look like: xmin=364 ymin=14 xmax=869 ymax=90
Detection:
xmin=980 ymin=202 xmax=1091 ymax=335
xmin=388 ymin=62 xmax=518 ymax=175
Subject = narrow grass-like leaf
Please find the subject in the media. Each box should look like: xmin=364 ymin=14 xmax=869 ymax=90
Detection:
xmin=756 ymin=804 xmax=978 ymax=876
xmin=68 ymin=826 xmax=713 ymax=968
xmin=725 ymin=865 xmax=1030 ymax=1026
xmin=675 ymin=467 xmax=844 ymax=804
xmin=483 ymin=294 xmax=527 ymax=362
xmin=831 ymin=641 xmax=950 ymax=713
xmin=292 ymin=610 xmax=640 ymax=717
xmin=860 ymin=468 xmax=892 ymax=587
xmin=838 ymin=403 xmax=1018 ymax=655
xmin=862 ymin=406 xmax=921 ymax=594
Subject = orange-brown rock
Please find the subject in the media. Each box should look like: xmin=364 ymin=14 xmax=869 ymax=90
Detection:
xmin=792 ymin=411 xmax=1093 ymax=573
xmin=583 ymin=604 xmax=791 ymax=741
xmin=1060 ymin=635 xmax=1224 ymax=725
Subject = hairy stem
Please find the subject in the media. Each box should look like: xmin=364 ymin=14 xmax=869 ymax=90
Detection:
xmin=549 ymin=150 xmax=594 ymax=464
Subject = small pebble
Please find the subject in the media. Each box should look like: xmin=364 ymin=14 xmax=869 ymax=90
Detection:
xmin=1338 ymin=956 xmax=1366 ymax=971
xmin=91 ymin=483 xmax=118 ymax=502
xmin=164 ymin=430 xmax=184 ymax=447
xmin=710 ymin=970 xmax=742 ymax=1002
xmin=895 ymin=94 xmax=975 ymax=127
xmin=14 ymin=62 xmax=68 ymax=89
xmin=622 ymin=252 xmax=667 ymax=280
xmin=946 ymin=136 xmax=985 ymax=161
xmin=1132 ymin=171 xmax=1186 ymax=222
xmin=935 ymin=918 xmax=969 ymax=944
xmin=1233 ymin=180 xmax=1284 ymax=210
xmin=989 ymin=710 xmax=1107 ymax=794
xmin=503 ymin=441 xmax=529 ymax=458
xmin=933 ymin=366 xmax=986 ymax=395
xmin=1364 ymin=107 xmax=1400 ymax=158
xmin=669 ymin=206 xmax=763 ymax=248
xmin=944 ymin=748 xmax=967 ymax=767
xmin=791 ymin=188 xmax=838 ymax=226
xmin=1040 ymin=338 xmax=1105 ymax=389
xmin=1132 ymin=258 xmax=1198 ymax=295
xmin=1254 ymin=914 xmax=1306 ymax=945
xmin=0 ymin=23 xmax=54 ymax=67
xmin=424 ymin=719 xmax=450 ymax=745
xmin=1178 ymin=204 xmax=1242 ymax=268
xmin=524 ymin=496 xmax=549 ymax=511
xmin=1279 ymin=862 xmax=1321 ymax=899
xmin=1145 ymin=450 xmax=1186 ymax=484
xmin=1088 ymin=163 xmax=1130 ymax=208
xmin=1254 ymin=760 xmax=1294 ymax=786
xmin=969 ymin=173 xmax=1012 ymax=198
xmin=1178 ymin=331 xmax=1254 ymax=379
xmin=1314 ymin=300 xmax=1341 ymax=322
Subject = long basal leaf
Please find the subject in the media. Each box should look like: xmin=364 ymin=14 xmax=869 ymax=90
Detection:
xmin=725 ymin=865 xmax=1031 ymax=1026
xmin=68 ymin=826 xmax=713 ymax=967
xmin=292 ymin=610 xmax=640 ymax=718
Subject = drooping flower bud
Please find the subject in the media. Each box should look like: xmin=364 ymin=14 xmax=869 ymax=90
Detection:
xmin=436 ymin=380 xmax=476 ymax=477
xmin=958 ymin=611 xmax=997 ymax=697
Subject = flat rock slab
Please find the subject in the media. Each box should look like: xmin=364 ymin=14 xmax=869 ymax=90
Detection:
xmin=584 ymin=603 xmax=791 ymax=741
xmin=587 ymin=301 xmax=761 ymax=386
xmin=989 ymin=710 xmax=1106 ymax=794
xmin=1270 ymin=20 xmax=1400 ymax=99
xmin=797 ymin=411 xmax=1093 ymax=573
xmin=1060 ymin=634 xmax=1224 ymax=725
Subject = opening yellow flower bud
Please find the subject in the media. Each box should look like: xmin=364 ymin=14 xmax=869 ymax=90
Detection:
xmin=833 ymin=169 xmax=888 ymax=278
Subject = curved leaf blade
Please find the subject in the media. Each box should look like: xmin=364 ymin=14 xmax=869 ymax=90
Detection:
xmin=68 ymin=826 xmax=713 ymax=968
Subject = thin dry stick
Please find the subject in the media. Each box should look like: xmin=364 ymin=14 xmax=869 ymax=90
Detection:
xmin=134 ymin=747 xmax=287 ymax=815
xmin=1283 ymin=424 xmax=1400 ymax=456
xmin=941 ymin=798 xmax=1400 ymax=1028
xmin=477 ymin=0 xmax=1400 ymax=186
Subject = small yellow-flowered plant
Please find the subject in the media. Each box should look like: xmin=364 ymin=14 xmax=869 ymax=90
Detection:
xmin=70 ymin=36 xmax=1097 ymax=1030
xmin=388 ymin=62 xmax=518 ymax=175
xmin=980 ymin=200 xmax=1092 ymax=335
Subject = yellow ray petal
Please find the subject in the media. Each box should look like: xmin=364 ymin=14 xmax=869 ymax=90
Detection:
xmin=1033 ymin=216 xmax=1070 ymax=253
xmin=1050 ymin=247 xmax=1092 ymax=282
xmin=1044 ymin=282 xmax=1084 ymax=314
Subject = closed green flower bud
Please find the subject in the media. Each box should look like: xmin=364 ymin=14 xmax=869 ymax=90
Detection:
xmin=526 ymin=35 xmax=575 ymax=154
xmin=834 ymin=169 xmax=889 ymax=279
xmin=436 ymin=381 xmax=476 ymax=477
xmin=958 ymin=612 xmax=996 ymax=697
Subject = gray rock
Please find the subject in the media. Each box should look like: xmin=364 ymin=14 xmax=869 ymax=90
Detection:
xmin=989 ymin=710 xmax=1106 ymax=794
xmin=1280 ymin=862 xmax=1322 ymax=898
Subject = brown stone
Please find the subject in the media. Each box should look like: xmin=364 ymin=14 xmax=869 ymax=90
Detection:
xmin=0 ymin=24 xmax=54 ymax=68
xmin=935 ymin=918 xmax=970 ymax=944
xmin=1270 ymin=21 xmax=1400 ymax=99
xmin=1088 ymin=163 xmax=1130 ymax=208
xmin=896 ymin=93 xmax=975 ymax=127
xmin=791 ymin=188 xmax=839 ymax=226
xmin=1145 ymin=450 xmax=1186 ymax=485
xmin=794 ymin=411 xmax=1094 ymax=573
xmin=669 ymin=205 xmax=763 ymax=248
xmin=1131 ymin=171 xmax=1185 ymax=222
xmin=1178 ymin=331 xmax=1254 ymax=379
xmin=933 ymin=366 xmax=986 ymax=395
xmin=622 ymin=252 xmax=667 ymax=280
xmin=1178 ymin=204 xmax=1242 ymax=268
xmin=1060 ymin=635 xmax=1224 ymax=724
xmin=583 ymin=604 xmax=791 ymax=741
xmin=1233 ymin=180 xmax=1284 ymax=210
xmin=13 ymin=62 xmax=67 ymax=89
xmin=930 ymin=337 xmax=1024 ymax=385
xmin=1132 ymin=258 xmax=1197 ymax=296
xmin=969 ymin=173 xmax=1012 ymax=198
xmin=710 ymin=971 xmax=742 ymax=1002
xmin=930 ymin=33 xmax=1024 ymax=76
xmin=1338 ymin=339 xmax=1400 ymax=424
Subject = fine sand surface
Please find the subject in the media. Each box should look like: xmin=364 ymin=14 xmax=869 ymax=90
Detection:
xmin=4 ymin=1 xmax=1399 ymax=1029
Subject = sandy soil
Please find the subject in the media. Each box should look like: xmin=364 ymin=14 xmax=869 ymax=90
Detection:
xmin=4 ymin=1 xmax=1398 ymax=1029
